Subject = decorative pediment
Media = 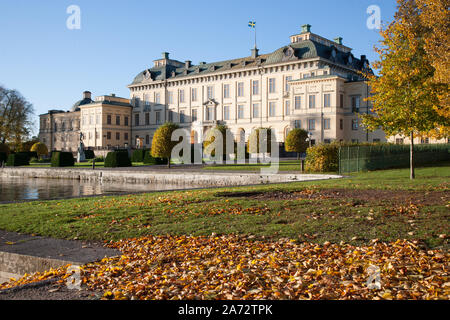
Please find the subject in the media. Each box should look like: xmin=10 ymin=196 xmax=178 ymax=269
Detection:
xmin=143 ymin=69 xmax=153 ymax=80
xmin=281 ymin=46 xmax=296 ymax=61
xmin=203 ymin=98 xmax=219 ymax=106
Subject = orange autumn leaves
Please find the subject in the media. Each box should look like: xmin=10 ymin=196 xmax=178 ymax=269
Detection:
xmin=1 ymin=235 xmax=448 ymax=300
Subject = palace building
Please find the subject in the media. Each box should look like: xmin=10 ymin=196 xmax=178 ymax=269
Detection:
xmin=128 ymin=24 xmax=386 ymax=148
xmin=39 ymin=25 xmax=387 ymax=153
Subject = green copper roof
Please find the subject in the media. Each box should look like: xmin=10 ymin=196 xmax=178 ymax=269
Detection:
xmin=130 ymin=39 xmax=369 ymax=85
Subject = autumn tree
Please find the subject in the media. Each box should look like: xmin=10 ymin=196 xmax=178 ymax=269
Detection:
xmin=30 ymin=142 xmax=49 ymax=160
xmin=247 ymin=128 xmax=272 ymax=158
xmin=362 ymin=0 xmax=449 ymax=179
xmin=0 ymin=86 xmax=34 ymax=150
xmin=151 ymin=122 xmax=180 ymax=168
xmin=285 ymin=128 xmax=309 ymax=162
xmin=416 ymin=0 xmax=449 ymax=125
xmin=203 ymin=124 xmax=230 ymax=160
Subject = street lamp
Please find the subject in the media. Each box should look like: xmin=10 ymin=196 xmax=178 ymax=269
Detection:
xmin=306 ymin=131 xmax=313 ymax=148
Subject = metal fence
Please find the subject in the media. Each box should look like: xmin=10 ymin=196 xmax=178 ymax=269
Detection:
xmin=338 ymin=144 xmax=450 ymax=174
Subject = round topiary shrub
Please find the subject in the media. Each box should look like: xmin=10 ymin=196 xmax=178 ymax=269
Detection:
xmin=51 ymin=151 xmax=75 ymax=167
xmin=30 ymin=142 xmax=49 ymax=160
xmin=104 ymin=151 xmax=132 ymax=168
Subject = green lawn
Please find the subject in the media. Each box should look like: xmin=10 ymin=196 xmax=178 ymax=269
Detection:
xmin=203 ymin=160 xmax=304 ymax=172
xmin=24 ymin=162 xmax=148 ymax=168
xmin=0 ymin=163 xmax=448 ymax=249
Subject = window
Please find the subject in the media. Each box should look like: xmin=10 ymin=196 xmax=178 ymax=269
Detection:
xmin=180 ymin=110 xmax=185 ymax=123
xmin=156 ymin=111 xmax=161 ymax=124
xmin=207 ymin=86 xmax=214 ymax=99
xmin=351 ymin=96 xmax=361 ymax=113
xmin=252 ymin=80 xmax=259 ymax=95
xmin=223 ymin=84 xmax=230 ymax=98
xmin=146 ymin=135 xmax=150 ymax=145
xmin=107 ymin=115 xmax=112 ymax=125
xmin=294 ymin=120 xmax=301 ymax=128
xmin=421 ymin=138 xmax=430 ymax=144
xmin=285 ymin=101 xmax=290 ymax=115
xmin=124 ymin=133 xmax=128 ymax=141
xmin=116 ymin=115 xmax=120 ymax=125
xmin=269 ymin=78 xmax=276 ymax=93
xmin=237 ymin=82 xmax=244 ymax=97
xmin=340 ymin=119 xmax=344 ymax=130
xmin=107 ymin=132 xmax=111 ymax=140
xmin=134 ymin=97 xmax=140 ymax=108
xmin=309 ymin=95 xmax=316 ymax=109
xmin=323 ymin=118 xmax=331 ymax=130
xmin=168 ymin=110 xmax=173 ymax=122
xmin=396 ymin=138 xmax=404 ymax=144
xmin=145 ymin=113 xmax=150 ymax=125
xmin=324 ymin=139 xmax=331 ymax=144
xmin=116 ymin=132 xmax=120 ymax=140
xmin=191 ymin=88 xmax=197 ymax=102
xmin=168 ymin=91 xmax=173 ymax=104
xmin=295 ymin=96 xmax=301 ymax=109
xmin=191 ymin=109 xmax=197 ymax=122
xmin=238 ymin=105 xmax=244 ymax=119
xmin=340 ymin=94 xmax=344 ymax=108
xmin=135 ymin=114 xmax=139 ymax=126
xmin=204 ymin=107 xmax=212 ymax=121
xmin=223 ymin=106 xmax=230 ymax=120
xmin=144 ymin=94 xmax=150 ymax=106
xmin=269 ymin=102 xmax=276 ymax=117
xmin=155 ymin=93 xmax=161 ymax=104
xmin=308 ymin=119 xmax=315 ymax=130
xmin=124 ymin=116 xmax=129 ymax=126
xmin=352 ymin=119 xmax=358 ymax=130
xmin=96 ymin=114 xmax=100 ymax=125
xmin=253 ymin=103 xmax=259 ymax=118
xmin=373 ymin=139 xmax=380 ymax=143
xmin=324 ymin=94 xmax=331 ymax=108
xmin=179 ymin=90 xmax=185 ymax=103
xmin=285 ymin=76 xmax=292 ymax=92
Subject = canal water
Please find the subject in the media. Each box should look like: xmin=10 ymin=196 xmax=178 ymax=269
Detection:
xmin=0 ymin=177 xmax=186 ymax=202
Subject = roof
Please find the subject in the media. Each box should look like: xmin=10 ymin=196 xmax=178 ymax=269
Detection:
xmin=71 ymin=97 xmax=94 ymax=112
xmin=130 ymin=39 xmax=370 ymax=86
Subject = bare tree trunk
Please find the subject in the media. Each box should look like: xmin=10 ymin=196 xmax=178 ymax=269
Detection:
xmin=410 ymin=131 xmax=415 ymax=180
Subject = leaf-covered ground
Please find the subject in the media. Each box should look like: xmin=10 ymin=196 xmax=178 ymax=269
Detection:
xmin=1 ymin=235 xmax=448 ymax=300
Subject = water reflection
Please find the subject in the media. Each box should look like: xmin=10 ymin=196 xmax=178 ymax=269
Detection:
xmin=0 ymin=177 xmax=186 ymax=202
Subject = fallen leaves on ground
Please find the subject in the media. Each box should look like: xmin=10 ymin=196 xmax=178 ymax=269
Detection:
xmin=1 ymin=236 xmax=448 ymax=300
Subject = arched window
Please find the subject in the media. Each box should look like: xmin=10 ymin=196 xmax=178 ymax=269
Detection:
xmin=237 ymin=128 xmax=245 ymax=143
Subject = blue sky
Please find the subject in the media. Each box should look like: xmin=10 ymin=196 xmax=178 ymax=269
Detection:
xmin=0 ymin=0 xmax=397 ymax=136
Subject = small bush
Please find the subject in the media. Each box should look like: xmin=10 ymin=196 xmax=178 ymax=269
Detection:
xmin=104 ymin=151 xmax=132 ymax=168
xmin=305 ymin=143 xmax=340 ymax=173
xmin=131 ymin=149 xmax=148 ymax=162
xmin=84 ymin=149 xmax=95 ymax=160
xmin=88 ymin=156 xmax=104 ymax=163
xmin=6 ymin=153 xmax=30 ymax=166
xmin=51 ymin=152 xmax=75 ymax=167
xmin=0 ymin=143 xmax=11 ymax=156
xmin=143 ymin=150 xmax=167 ymax=165
xmin=30 ymin=142 xmax=48 ymax=159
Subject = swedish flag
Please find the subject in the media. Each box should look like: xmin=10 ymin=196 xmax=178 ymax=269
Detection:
xmin=248 ymin=21 xmax=256 ymax=28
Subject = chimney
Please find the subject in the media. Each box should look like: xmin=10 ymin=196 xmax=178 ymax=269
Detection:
xmin=251 ymin=48 xmax=259 ymax=59
xmin=162 ymin=52 xmax=169 ymax=59
xmin=360 ymin=55 xmax=366 ymax=62
xmin=185 ymin=60 xmax=192 ymax=68
xmin=83 ymin=91 xmax=91 ymax=100
xmin=334 ymin=37 xmax=343 ymax=45
xmin=199 ymin=61 xmax=206 ymax=65
xmin=301 ymin=24 xmax=311 ymax=33
xmin=111 ymin=93 xmax=116 ymax=97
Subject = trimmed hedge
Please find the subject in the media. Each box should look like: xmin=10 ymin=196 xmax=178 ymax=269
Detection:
xmin=143 ymin=150 xmax=168 ymax=165
xmin=51 ymin=152 xmax=75 ymax=167
xmin=6 ymin=153 xmax=30 ymax=166
xmin=131 ymin=149 xmax=148 ymax=162
xmin=84 ymin=149 xmax=95 ymax=160
xmin=0 ymin=152 xmax=7 ymax=164
xmin=305 ymin=143 xmax=340 ymax=173
xmin=104 ymin=151 xmax=132 ymax=168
